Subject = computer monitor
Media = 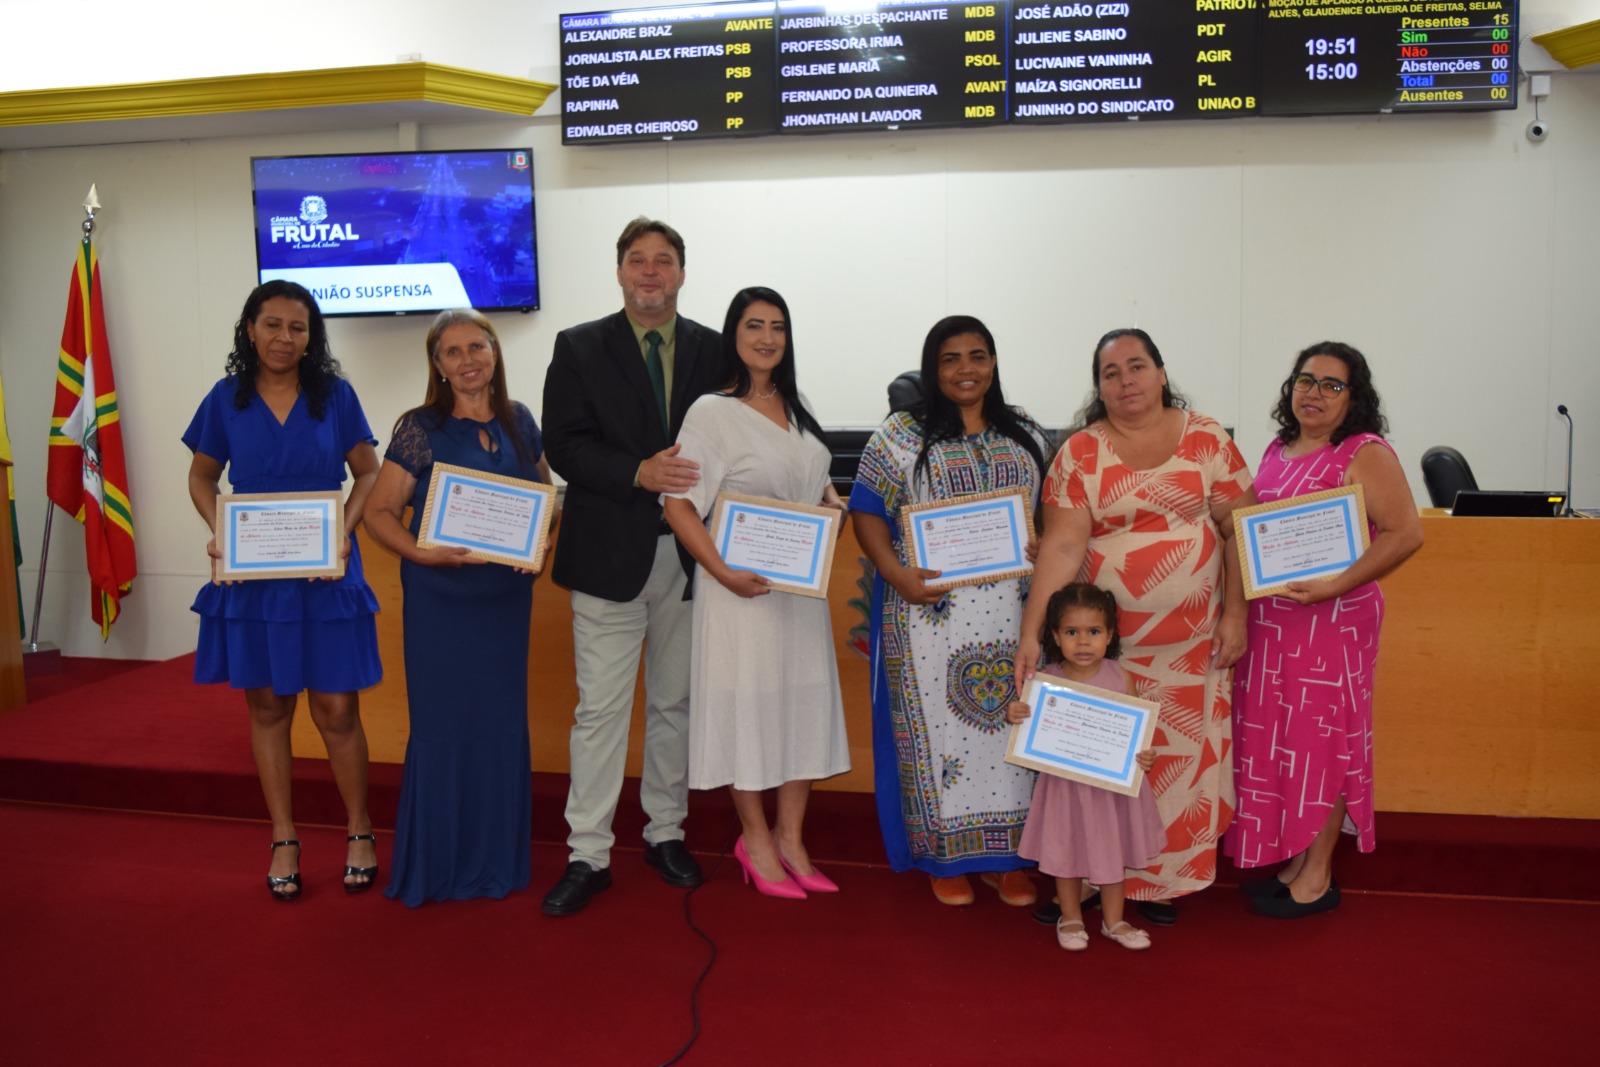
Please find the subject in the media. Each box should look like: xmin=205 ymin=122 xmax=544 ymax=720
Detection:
xmin=1450 ymin=490 xmax=1567 ymax=518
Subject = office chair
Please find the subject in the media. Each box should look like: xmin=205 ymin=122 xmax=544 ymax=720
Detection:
xmin=1420 ymin=446 xmax=1479 ymax=508
xmin=887 ymin=371 xmax=923 ymax=414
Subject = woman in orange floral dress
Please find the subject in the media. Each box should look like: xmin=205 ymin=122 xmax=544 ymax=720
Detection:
xmin=1020 ymin=329 xmax=1254 ymax=925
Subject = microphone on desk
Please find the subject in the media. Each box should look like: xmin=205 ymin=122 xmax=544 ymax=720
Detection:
xmin=1557 ymin=404 xmax=1574 ymax=517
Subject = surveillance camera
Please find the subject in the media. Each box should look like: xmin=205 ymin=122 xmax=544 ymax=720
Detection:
xmin=1527 ymin=120 xmax=1550 ymax=142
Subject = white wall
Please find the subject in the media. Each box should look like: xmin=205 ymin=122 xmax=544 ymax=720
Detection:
xmin=2 ymin=0 xmax=1598 ymax=658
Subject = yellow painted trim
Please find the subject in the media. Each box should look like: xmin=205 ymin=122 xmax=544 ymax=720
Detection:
xmin=0 ymin=63 xmax=554 ymax=128
xmin=1533 ymin=19 xmax=1600 ymax=70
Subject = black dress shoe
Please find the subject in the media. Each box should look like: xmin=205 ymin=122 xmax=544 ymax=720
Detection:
xmin=1033 ymin=890 xmax=1098 ymax=926
xmin=541 ymin=861 xmax=612 ymax=916
xmin=1138 ymin=900 xmax=1178 ymax=925
xmin=1241 ymin=875 xmax=1291 ymax=900
xmin=1250 ymin=880 xmax=1341 ymax=919
xmin=643 ymin=840 xmax=704 ymax=888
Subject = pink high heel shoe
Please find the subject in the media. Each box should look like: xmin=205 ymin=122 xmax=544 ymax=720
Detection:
xmin=734 ymin=837 xmax=806 ymax=899
xmin=777 ymin=849 xmax=839 ymax=893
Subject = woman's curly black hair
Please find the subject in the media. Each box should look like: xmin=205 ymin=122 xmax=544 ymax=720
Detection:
xmin=1272 ymin=340 xmax=1388 ymax=446
xmin=226 ymin=280 xmax=345 ymax=420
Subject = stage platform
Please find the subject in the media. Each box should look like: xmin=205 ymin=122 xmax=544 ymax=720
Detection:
xmin=3 ymin=655 xmax=1595 ymax=901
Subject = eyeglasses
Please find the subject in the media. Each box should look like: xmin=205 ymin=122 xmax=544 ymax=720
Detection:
xmin=1290 ymin=373 xmax=1348 ymax=399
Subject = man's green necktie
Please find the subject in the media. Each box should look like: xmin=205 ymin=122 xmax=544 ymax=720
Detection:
xmin=644 ymin=329 xmax=668 ymax=430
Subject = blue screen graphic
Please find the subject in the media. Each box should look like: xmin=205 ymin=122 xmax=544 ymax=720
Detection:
xmin=252 ymin=150 xmax=540 ymax=316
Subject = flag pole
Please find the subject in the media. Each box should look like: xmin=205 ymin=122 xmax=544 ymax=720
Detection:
xmin=26 ymin=499 xmax=56 ymax=659
xmin=23 ymin=191 xmax=98 ymax=670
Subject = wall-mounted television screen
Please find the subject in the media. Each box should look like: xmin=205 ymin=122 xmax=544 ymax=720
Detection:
xmin=251 ymin=149 xmax=540 ymax=317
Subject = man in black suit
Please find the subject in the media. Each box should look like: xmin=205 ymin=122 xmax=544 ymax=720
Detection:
xmin=539 ymin=218 xmax=720 ymax=915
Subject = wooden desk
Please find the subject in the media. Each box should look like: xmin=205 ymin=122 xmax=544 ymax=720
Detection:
xmin=296 ymin=515 xmax=1600 ymax=819
xmin=1374 ymin=513 xmax=1599 ymax=818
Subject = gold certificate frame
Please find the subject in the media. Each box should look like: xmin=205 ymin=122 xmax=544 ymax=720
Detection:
xmin=416 ymin=462 xmax=557 ymax=570
xmin=1232 ymin=485 xmax=1370 ymax=600
xmin=1004 ymin=675 xmax=1159 ymax=797
xmin=707 ymin=492 xmax=842 ymax=599
xmin=215 ymin=491 xmax=346 ymax=581
xmin=900 ymin=488 xmax=1035 ymax=590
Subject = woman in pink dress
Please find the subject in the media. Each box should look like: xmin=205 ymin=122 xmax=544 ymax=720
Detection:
xmin=1225 ymin=341 xmax=1423 ymax=917
xmin=1023 ymin=328 xmax=1255 ymax=925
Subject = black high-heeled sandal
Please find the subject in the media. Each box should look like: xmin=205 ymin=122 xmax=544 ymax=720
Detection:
xmin=268 ymin=839 xmax=302 ymax=903
xmin=344 ymin=833 xmax=378 ymax=894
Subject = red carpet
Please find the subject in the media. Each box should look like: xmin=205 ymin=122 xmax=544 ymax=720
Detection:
xmin=2 ymin=656 xmax=1597 ymax=1063
xmin=3 ymin=655 xmax=1597 ymax=900
xmin=3 ymin=801 xmax=1596 ymax=1065
xmin=2 ymin=654 xmax=404 ymax=829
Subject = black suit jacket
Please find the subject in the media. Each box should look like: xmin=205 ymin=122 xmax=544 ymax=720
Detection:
xmin=542 ymin=309 xmax=721 ymax=602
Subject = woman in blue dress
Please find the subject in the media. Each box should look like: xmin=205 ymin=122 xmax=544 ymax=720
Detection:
xmin=365 ymin=308 xmax=551 ymax=907
xmin=185 ymin=280 xmax=383 ymax=902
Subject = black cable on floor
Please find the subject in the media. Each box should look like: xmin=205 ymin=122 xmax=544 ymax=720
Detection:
xmin=653 ymin=823 xmax=735 ymax=1067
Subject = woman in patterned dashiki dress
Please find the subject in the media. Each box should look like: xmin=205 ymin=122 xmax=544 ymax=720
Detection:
xmin=1022 ymin=328 xmax=1254 ymax=925
xmin=1227 ymin=341 xmax=1422 ymax=918
xmin=850 ymin=316 xmax=1050 ymax=908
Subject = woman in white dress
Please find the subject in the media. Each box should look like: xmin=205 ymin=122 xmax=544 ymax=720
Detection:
xmin=663 ymin=287 xmax=850 ymax=899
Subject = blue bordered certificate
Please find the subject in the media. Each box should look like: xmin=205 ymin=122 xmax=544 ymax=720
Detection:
xmin=415 ymin=462 xmax=556 ymax=570
xmin=1004 ymin=676 xmax=1159 ymax=797
xmin=1231 ymin=485 xmax=1369 ymax=600
xmin=900 ymin=489 xmax=1033 ymax=590
xmin=708 ymin=492 xmax=840 ymax=598
xmin=215 ymin=491 xmax=344 ymax=581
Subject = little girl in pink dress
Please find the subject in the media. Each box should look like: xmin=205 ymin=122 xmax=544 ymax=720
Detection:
xmin=1012 ymin=583 xmax=1164 ymax=951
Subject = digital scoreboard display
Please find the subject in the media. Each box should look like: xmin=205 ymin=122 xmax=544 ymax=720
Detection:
xmin=776 ymin=1 xmax=1007 ymax=133
xmin=1258 ymin=0 xmax=1519 ymax=115
xmin=561 ymin=3 xmax=780 ymax=143
xmin=559 ymin=0 xmax=1517 ymax=144
xmin=1008 ymin=2 xmax=1261 ymax=123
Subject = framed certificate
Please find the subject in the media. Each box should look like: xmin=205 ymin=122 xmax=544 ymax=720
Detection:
xmin=416 ymin=462 xmax=557 ymax=570
xmin=708 ymin=492 xmax=841 ymax=598
xmin=215 ymin=492 xmax=345 ymax=581
xmin=1232 ymin=485 xmax=1370 ymax=600
xmin=1004 ymin=675 xmax=1159 ymax=797
xmin=900 ymin=489 xmax=1034 ymax=590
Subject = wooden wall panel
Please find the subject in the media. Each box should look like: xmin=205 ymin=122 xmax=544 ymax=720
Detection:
xmin=294 ymin=526 xmax=877 ymax=793
xmin=1373 ymin=514 xmax=1599 ymax=818
xmin=0 ymin=460 xmax=26 ymax=710
xmin=295 ymin=515 xmax=1600 ymax=819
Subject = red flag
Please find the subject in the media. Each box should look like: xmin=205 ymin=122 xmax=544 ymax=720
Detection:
xmin=46 ymin=234 xmax=136 ymax=639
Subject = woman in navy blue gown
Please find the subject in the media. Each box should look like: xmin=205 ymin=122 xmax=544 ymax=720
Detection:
xmin=185 ymin=280 xmax=383 ymax=901
xmin=365 ymin=308 xmax=551 ymax=907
